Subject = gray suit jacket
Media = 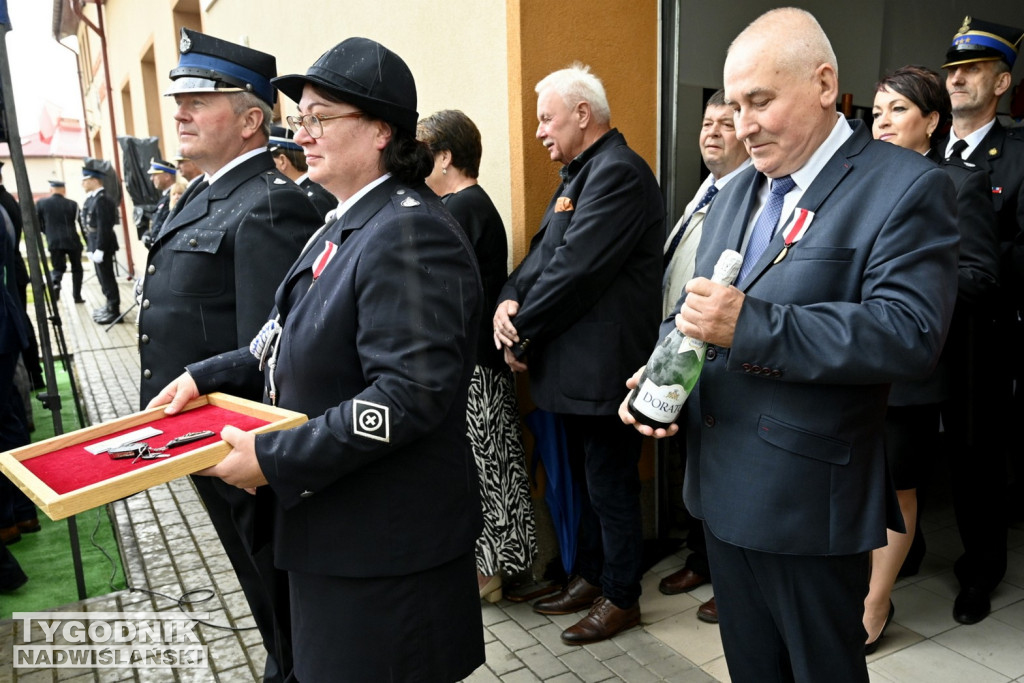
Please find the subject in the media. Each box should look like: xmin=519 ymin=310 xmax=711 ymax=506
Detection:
xmin=677 ymin=121 xmax=959 ymax=556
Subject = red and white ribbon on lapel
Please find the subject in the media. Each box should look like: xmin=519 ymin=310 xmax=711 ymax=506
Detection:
xmin=773 ymin=209 xmax=816 ymax=264
xmin=783 ymin=208 xmax=814 ymax=245
xmin=312 ymin=241 xmax=338 ymax=281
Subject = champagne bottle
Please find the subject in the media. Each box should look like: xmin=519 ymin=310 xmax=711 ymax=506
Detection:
xmin=627 ymin=249 xmax=743 ymax=428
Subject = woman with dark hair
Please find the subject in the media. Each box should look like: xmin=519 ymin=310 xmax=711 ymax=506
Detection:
xmin=865 ymin=65 xmax=999 ymax=654
xmin=418 ymin=110 xmax=537 ymax=603
xmin=150 ymin=38 xmax=486 ymax=681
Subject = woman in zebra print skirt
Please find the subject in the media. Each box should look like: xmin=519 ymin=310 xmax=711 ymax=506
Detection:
xmin=420 ymin=110 xmax=538 ymax=601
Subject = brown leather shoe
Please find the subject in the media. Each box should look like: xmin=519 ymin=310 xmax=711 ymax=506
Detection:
xmin=658 ymin=567 xmax=709 ymax=595
xmin=697 ymin=596 xmax=718 ymax=623
xmin=0 ymin=525 xmax=21 ymax=545
xmin=561 ymin=597 xmax=641 ymax=645
xmin=532 ymin=576 xmax=602 ymax=615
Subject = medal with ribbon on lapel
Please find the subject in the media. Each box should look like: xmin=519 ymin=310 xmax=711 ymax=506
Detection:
xmin=311 ymin=240 xmax=338 ymax=286
xmin=773 ymin=209 xmax=815 ymax=264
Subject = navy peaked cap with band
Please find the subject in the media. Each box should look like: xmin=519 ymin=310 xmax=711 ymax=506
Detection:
xmin=48 ymin=180 xmax=65 ymax=188
xmin=268 ymin=125 xmax=303 ymax=152
xmin=147 ymin=158 xmax=177 ymax=175
xmin=272 ymin=37 xmax=419 ymax=134
xmin=943 ymin=16 xmax=1024 ymax=69
xmin=165 ymin=28 xmax=277 ymax=105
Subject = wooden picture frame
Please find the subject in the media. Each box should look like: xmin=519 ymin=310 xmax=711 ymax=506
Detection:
xmin=0 ymin=393 xmax=306 ymax=521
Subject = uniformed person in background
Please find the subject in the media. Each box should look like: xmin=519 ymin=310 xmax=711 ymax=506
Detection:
xmin=174 ymin=151 xmax=202 ymax=185
xmin=80 ymin=164 xmax=120 ymax=325
xmin=935 ymin=16 xmax=1024 ymax=627
xmin=142 ymin=158 xmax=176 ymax=245
xmin=36 ymin=180 xmax=84 ymax=303
xmin=267 ymin=125 xmax=335 ymax=219
xmin=137 ymin=28 xmax=321 ymax=683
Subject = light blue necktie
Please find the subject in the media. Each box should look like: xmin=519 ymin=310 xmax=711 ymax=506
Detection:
xmin=738 ymin=175 xmax=795 ymax=283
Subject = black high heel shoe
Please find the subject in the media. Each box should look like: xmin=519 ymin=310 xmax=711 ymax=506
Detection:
xmin=864 ymin=600 xmax=895 ymax=655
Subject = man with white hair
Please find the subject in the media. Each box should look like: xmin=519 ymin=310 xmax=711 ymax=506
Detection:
xmin=622 ymin=8 xmax=958 ymax=680
xmin=494 ymin=63 xmax=664 ymax=645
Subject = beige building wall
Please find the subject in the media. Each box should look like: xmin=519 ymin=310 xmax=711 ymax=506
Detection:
xmin=199 ymin=0 xmax=513 ymax=259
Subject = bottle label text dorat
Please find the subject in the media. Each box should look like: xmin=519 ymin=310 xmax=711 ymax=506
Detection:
xmin=631 ymin=379 xmax=687 ymax=422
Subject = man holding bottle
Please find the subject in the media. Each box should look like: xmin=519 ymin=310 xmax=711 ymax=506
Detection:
xmin=657 ymin=88 xmax=750 ymax=623
xmin=621 ymin=8 xmax=958 ymax=681
xmin=493 ymin=63 xmax=663 ymax=644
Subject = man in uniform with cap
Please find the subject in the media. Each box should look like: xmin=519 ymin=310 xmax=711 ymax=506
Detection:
xmin=267 ymin=125 xmax=335 ymax=219
xmin=939 ymin=16 xmax=1024 ymax=626
xmin=80 ymin=163 xmax=120 ymax=324
xmin=36 ymin=180 xmax=83 ymax=303
xmin=174 ymin=151 xmax=202 ymax=185
xmin=143 ymin=158 xmax=176 ymax=245
xmin=137 ymin=28 xmax=321 ymax=682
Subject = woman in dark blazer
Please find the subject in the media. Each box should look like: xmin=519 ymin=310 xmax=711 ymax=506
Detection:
xmin=866 ymin=65 xmax=999 ymax=653
xmin=151 ymin=38 xmax=486 ymax=682
xmin=417 ymin=110 xmax=537 ymax=603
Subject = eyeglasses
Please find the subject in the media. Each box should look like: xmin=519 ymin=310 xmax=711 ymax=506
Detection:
xmin=285 ymin=111 xmax=363 ymax=139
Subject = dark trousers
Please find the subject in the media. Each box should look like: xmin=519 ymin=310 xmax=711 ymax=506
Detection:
xmin=705 ymin=524 xmax=870 ymax=683
xmin=191 ymin=476 xmax=291 ymax=683
xmin=562 ymin=413 xmax=643 ymax=608
xmin=0 ymin=538 xmax=26 ymax=590
xmin=50 ymin=248 xmax=84 ymax=298
xmin=940 ymin=312 xmax=1008 ymax=594
xmin=94 ymin=253 xmax=119 ymax=310
xmin=944 ymin=382 xmax=1008 ymax=594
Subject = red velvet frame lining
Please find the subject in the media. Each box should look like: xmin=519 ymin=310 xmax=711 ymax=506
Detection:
xmin=22 ymin=405 xmax=270 ymax=494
